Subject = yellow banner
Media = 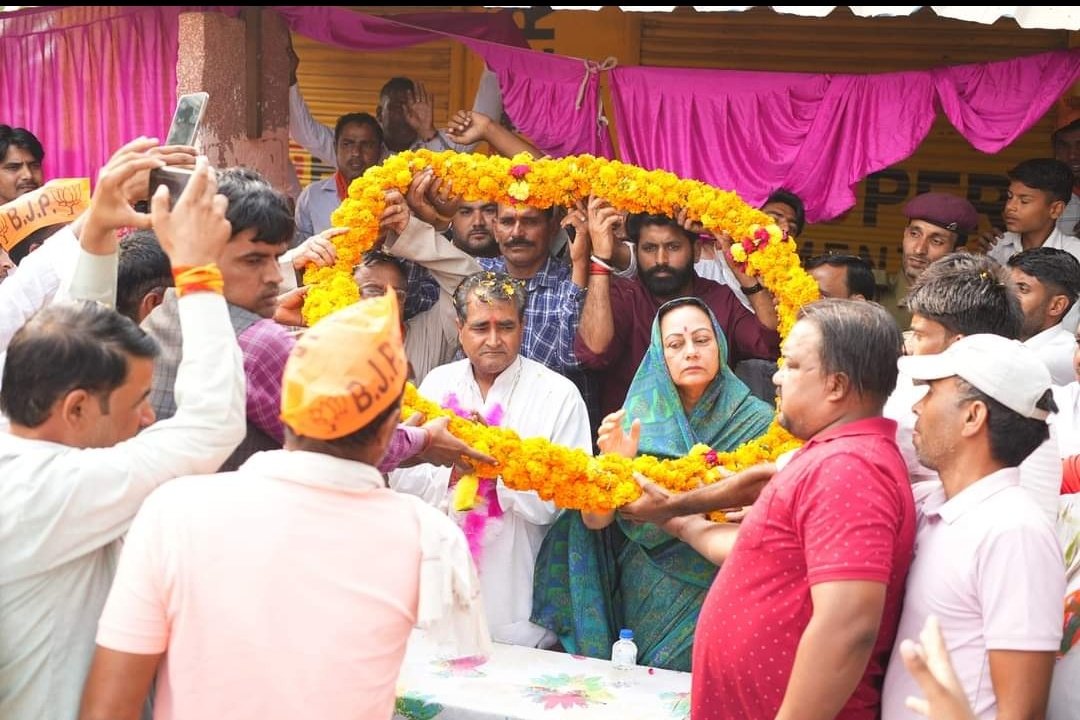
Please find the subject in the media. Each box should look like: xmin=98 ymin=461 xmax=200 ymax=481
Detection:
xmin=0 ymin=179 xmax=90 ymax=252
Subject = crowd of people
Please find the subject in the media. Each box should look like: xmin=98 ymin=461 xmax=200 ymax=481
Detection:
xmin=1 ymin=62 xmax=1080 ymax=720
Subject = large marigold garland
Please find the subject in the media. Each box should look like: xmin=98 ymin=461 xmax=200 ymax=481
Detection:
xmin=303 ymin=150 xmax=819 ymax=512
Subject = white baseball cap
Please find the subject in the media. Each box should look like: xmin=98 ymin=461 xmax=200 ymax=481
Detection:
xmin=897 ymin=334 xmax=1053 ymax=421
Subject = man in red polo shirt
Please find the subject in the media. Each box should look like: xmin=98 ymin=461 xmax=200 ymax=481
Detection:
xmin=672 ymin=299 xmax=915 ymax=720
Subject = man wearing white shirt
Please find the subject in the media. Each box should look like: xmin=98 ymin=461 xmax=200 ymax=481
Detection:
xmin=882 ymin=253 xmax=1061 ymax=521
xmin=1007 ymin=247 xmax=1080 ymax=385
xmin=293 ymin=112 xmax=383 ymax=245
xmin=289 ymin=66 xmax=501 ymax=169
xmin=0 ymin=152 xmax=245 ymax=720
xmin=390 ymin=270 xmax=592 ymax=648
xmin=988 ymin=158 xmax=1080 ymax=265
xmin=985 ymin=158 xmax=1080 ymax=333
xmin=881 ymin=334 xmax=1064 ymax=720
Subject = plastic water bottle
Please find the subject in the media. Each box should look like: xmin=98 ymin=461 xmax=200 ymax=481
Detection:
xmin=611 ymin=628 xmax=638 ymax=669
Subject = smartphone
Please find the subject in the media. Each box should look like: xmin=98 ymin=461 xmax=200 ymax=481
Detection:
xmin=148 ymin=166 xmax=193 ymax=206
xmin=165 ymin=91 xmax=209 ymax=146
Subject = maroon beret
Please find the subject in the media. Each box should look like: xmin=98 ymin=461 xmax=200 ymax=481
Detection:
xmin=902 ymin=192 xmax=980 ymax=234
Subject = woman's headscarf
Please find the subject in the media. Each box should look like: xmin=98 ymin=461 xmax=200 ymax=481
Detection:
xmin=622 ymin=296 xmax=774 ymax=458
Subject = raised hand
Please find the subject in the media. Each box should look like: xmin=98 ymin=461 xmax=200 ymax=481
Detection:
xmin=445 ymin=109 xmax=493 ymax=146
xmin=290 ymin=228 xmax=343 ymax=270
xmin=899 ymin=616 xmax=976 ymax=720
xmin=428 ymin=174 xmax=462 ymax=219
xmin=85 ymin=137 xmax=172 ymax=237
xmin=967 ymin=227 xmax=1002 ymax=255
xmin=150 ymin=155 xmax=231 ymax=268
xmin=586 ymin=195 xmax=621 ymax=261
xmin=597 ymin=409 xmax=641 ymax=458
xmin=563 ymin=200 xmax=592 ymax=267
xmin=405 ymin=81 xmax=437 ymax=142
xmin=404 ymin=170 xmax=443 ymax=227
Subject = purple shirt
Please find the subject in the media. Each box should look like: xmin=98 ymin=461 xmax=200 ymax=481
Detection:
xmin=235 ymin=320 xmax=425 ymax=473
xmin=575 ymin=275 xmax=780 ymax=419
xmin=237 ymin=319 xmax=293 ymax=445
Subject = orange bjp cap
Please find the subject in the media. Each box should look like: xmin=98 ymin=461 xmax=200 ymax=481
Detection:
xmin=280 ymin=292 xmax=407 ymax=440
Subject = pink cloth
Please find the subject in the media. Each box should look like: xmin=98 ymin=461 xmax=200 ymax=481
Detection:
xmin=279 ymin=6 xmax=612 ymax=158
xmin=466 ymin=43 xmax=616 ymax=158
xmin=274 ymin=7 xmax=527 ymax=50
xmin=691 ymin=417 xmax=915 ymax=720
xmin=0 ymin=6 xmax=241 ymax=182
xmin=96 ymin=449 xmax=423 ymax=720
xmin=611 ymin=50 xmax=1080 ymax=222
xmin=0 ymin=6 xmax=526 ymax=183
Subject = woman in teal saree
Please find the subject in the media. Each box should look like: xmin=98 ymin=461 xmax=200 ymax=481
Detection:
xmin=532 ymin=297 xmax=774 ymax=670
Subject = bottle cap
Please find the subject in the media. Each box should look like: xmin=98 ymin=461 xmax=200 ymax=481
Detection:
xmin=619 ymin=628 xmax=634 ymax=640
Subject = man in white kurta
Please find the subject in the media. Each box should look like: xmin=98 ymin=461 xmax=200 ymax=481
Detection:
xmin=0 ymin=155 xmax=246 ymax=720
xmin=391 ymin=271 xmax=592 ymax=648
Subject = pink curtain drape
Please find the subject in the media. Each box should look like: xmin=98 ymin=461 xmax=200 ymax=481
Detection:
xmin=0 ymin=6 xmax=539 ymax=182
xmin=276 ymin=7 xmax=613 ymax=158
xmin=272 ymin=7 xmax=527 ymax=50
xmin=934 ymin=50 xmax=1080 ymax=153
xmin=453 ymin=43 xmax=615 ymax=159
xmin=610 ymin=50 xmax=1080 ymax=222
xmin=0 ymin=5 xmax=240 ymax=182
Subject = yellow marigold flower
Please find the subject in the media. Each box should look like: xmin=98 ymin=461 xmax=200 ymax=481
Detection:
xmin=508 ymin=181 xmax=530 ymax=201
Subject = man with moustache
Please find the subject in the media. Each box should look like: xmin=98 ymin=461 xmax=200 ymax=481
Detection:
xmin=294 ymin=113 xmax=382 ymax=245
xmin=878 ymin=192 xmax=980 ymax=330
xmin=880 ymin=335 xmax=1063 ymax=720
xmin=390 ymin=271 xmax=590 ymax=648
xmin=576 ymin=211 xmax=780 ymax=421
xmin=383 ymin=195 xmax=595 ymax=415
xmin=673 ymin=300 xmax=915 ymax=720
xmin=0 ymin=125 xmax=44 ymax=205
xmin=0 ymin=126 xmax=46 ymax=280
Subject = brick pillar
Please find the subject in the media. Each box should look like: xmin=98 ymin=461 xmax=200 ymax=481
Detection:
xmin=175 ymin=9 xmax=293 ymax=197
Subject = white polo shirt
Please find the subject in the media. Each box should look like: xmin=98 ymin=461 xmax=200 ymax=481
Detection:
xmin=880 ymin=468 xmax=1065 ymax=720
xmin=1026 ymin=322 xmax=1078 ymax=386
xmin=1052 ymin=383 xmax=1080 ymax=459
